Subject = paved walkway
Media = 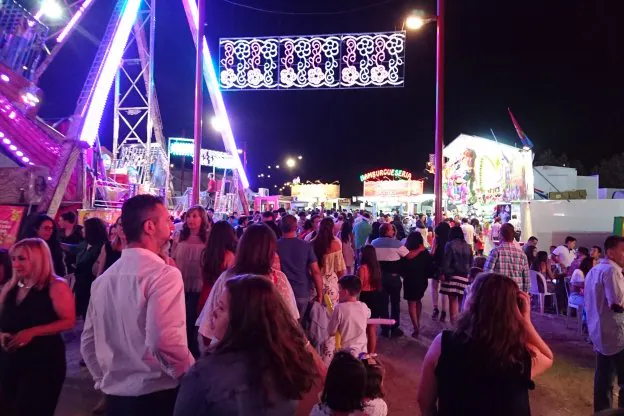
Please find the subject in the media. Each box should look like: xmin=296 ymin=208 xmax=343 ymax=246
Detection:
xmin=56 ymin=288 xmax=596 ymax=415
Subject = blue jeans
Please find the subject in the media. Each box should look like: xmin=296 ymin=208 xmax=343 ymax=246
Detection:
xmin=594 ymin=348 xmax=624 ymax=412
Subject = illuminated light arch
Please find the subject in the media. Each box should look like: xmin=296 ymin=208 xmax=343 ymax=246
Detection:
xmin=219 ymin=31 xmax=406 ymax=90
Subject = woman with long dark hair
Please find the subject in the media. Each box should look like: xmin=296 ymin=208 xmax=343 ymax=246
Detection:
xmin=196 ymin=223 xmax=298 ymax=346
xmin=367 ymin=221 xmax=381 ymax=244
xmin=313 ymin=217 xmax=345 ymax=364
xmin=174 ymin=275 xmax=318 ymax=415
xmin=172 ymin=205 xmax=209 ymax=357
xmin=199 ymin=221 xmax=237 ymax=314
xmin=357 ymin=244 xmax=384 ymax=354
xmin=402 ymin=231 xmax=436 ymax=338
xmin=24 ymin=214 xmax=66 ymax=277
xmin=94 ymin=216 xmax=125 ymax=277
xmin=73 ymin=217 xmax=108 ymax=319
xmin=569 ymin=256 xmax=595 ymax=308
xmin=340 ymin=220 xmax=355 ymax=274
xmin=440 ymin=225 xmax=473 ymax=324
xmin=431 ymin=221 xmax=450 ymax=322
xmin=418 ymin=273 xmax=553 ymax=415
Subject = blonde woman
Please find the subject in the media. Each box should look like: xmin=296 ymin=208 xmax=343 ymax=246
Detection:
xmin=0 ymin=238 xmax=76 ymax=415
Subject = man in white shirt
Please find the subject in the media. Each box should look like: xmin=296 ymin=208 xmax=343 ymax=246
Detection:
xmin=553 ymin=236 xmax=577 ymax=270
xmin=584 ymin=235 xmax=624 ymax=412
xmin=460 ymin=218 xmax=475 ymax=253
xmin=81 ymin=195 xmax=194 ymax=415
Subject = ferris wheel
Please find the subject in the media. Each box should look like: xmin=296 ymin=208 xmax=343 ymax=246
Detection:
xmin=0 ymin=0 xmax=248 ymax=215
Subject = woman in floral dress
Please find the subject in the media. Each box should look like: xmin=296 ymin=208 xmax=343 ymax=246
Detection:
xmin=313 ymin=217 xmax=346 ymax=364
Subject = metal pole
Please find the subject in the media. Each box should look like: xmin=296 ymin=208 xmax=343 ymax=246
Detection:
xmin=191 ymin=0 xmax=205 ymax=205
xmin=433 ymin=0 xmax=445 ymax=225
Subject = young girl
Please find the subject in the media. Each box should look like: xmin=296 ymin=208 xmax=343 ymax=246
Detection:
xmin=310 ymin=351 xmax=367 ymax=416
xmin=357 ymin=245 xmax=385 ymax=354
xmin=361 ymin=354 xmax=388 ymax=416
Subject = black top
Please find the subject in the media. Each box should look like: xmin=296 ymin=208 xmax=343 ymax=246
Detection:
xmin=0 ymin=284 xmax=64 ymax=364
xmin=60 ymin=225 xmax=83 ymax=274
xmin=103 ymin=241 xmax=122 ymax=272
xmin=436 ymin=330 xmax=534 ymax=416
xmin=443 ymin=239 xmax=473 ymax=278
xmin=402 ymin=250 xmax=436 ymax=282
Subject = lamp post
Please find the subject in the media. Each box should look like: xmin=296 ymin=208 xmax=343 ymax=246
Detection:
xmin=433 ymin=0 xmax=445 ymax=226
xmin=191 ymin=0 xmax=205 ymax=205
xmin=405 ymin=1 xmax=445 ymax=225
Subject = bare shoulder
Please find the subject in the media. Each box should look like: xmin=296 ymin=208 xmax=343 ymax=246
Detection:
xmin=49 ymin=277 xmax=71 ymax=294
xmin=330 ymin=240 xmax=342 ymax=252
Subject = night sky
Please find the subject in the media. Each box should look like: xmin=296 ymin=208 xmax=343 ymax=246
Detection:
xmin=33 ymin=0 xmax=624 ymax=197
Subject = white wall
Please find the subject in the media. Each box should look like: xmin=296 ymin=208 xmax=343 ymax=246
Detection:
xmin=577 ymin=176 xmax=599 ymax=199
xmin=521 ymin=199 xmax=624 ymax=250
xmin=533 ymin=166 xmax=577 ymax=195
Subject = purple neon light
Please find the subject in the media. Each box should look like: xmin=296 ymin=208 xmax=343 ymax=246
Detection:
xmin=15 ymin=151 xmax=23 ymax=157
xmin=2 ymin=138 xmax=9 ymax=144
xmin=57 ymin=0 xmax=95 ymax=43
xmin=22 ymin=157 xmax=29 ymax=163
xmin=0 ymin=74 xmax=9 ymax=82
xmin=78 ymin=0 xmax=142 ymax=146
xmin=183 ymin=0 xmax=249 ymax=188
xmin=9 ymin=145 xmax=16 ymax=151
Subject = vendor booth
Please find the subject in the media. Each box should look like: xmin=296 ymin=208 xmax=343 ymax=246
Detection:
xmin=443 ymin=134 xmax=534 ymax=221
xmin=354 ymin=168 xmax=429 ymax=215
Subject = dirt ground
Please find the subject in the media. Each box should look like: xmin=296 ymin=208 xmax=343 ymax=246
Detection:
xmin=56 ymin=297 xmax=597 ymax=416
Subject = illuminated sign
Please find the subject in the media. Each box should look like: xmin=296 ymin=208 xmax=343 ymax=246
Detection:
xmin=363 ymin=180 xmax=423 ymax=198
xmin=360 ymin=169 xmax=412 ymax=182
xmin=219 ymin=31 xmax=405 ymax=90
xmin=168 ymin=138 xmax=237 ymax=170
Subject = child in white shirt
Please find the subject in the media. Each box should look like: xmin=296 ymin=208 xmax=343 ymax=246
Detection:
xmin=328 ymin=275 xmax=371 ymax=357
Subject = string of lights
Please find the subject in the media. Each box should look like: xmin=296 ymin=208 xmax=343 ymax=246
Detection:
xmin=216 ymin=0 xmax=400 ymax=16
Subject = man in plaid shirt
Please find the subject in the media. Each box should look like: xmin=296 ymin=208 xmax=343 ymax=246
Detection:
xmin=484 ymin=223 xmax=530 ymax=292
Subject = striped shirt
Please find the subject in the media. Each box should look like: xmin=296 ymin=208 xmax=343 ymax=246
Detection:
xmin=484 ymin=241 xmax=530 ymax=292
xmin=371 ymin=237 xmax=409 ymax=274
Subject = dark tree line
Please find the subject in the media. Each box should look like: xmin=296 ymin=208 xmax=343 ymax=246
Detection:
xmin=533 ymin=149 xmax=624 ymax=188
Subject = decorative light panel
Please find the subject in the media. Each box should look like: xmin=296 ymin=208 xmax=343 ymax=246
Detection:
xmin=219 ymin=31 xmax=405 ymax=90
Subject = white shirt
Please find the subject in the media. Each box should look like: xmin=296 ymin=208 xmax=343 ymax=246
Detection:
xmin=196 ymin=269 xmax=299 ymax=340
xmin=553 ymin=245 xmax=576 ymax=268
xmin=571 ymin=268 xmax=585 ymax=286
xmin=327 ymin=301 xmax=371 ymax=357
xmin=80 ymin=248 xmax=195 ymax=396
xmin=461 ymin=223 xmax=475 ymax=246
xmin=585 ymin=259 xmax=624 ymax=356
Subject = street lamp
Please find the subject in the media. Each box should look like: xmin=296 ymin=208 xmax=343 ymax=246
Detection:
xmin=210 ymin=115 xmax=225 ymax=132
xmin=405 ymin=14 xmax=425 ymax=30
xmin=36 ymin=0 xmax=63 ymax=20
xmin=297 ymin=155 xmax=303 ymax=160
xmin=286 ymin=158 xmax=296 ymax=168
xmin=405 ymin=3 xmax=445 ymax=225
xmin=275 ymin=165 xmax=280 ymax=169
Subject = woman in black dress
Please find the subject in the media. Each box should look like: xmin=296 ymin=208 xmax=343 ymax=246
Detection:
xmin=71 ymin=218 xmax=108 ymax=319
xmin=0 ymin=238 xmax=76 ymax=415
xmin=402 ymin=232 xmax=436 ymax=338
xmin=418 ymin=273 xmax=554 ymax=416
xmin=94 ymin=217 xmax=125 ymax=277
xmin=23 ymin=214 xmax=66 ymax=277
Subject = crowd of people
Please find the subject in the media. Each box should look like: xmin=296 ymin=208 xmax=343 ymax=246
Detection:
xmin=2 ymin=197 xmax=624 ymax=414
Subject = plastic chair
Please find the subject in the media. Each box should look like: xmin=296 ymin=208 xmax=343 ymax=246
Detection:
xmin=529 ymin=270 xmax=559 ymax=315
xmin=564 ymin=278 xmax=584 ymax=335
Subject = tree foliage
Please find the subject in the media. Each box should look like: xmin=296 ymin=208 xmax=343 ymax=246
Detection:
xmin=533 ymin=149 xmax=587 ymax=175
xmin=593 ymin=153 xmax=624 ymax=188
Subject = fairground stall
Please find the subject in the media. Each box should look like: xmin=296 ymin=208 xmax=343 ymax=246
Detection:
xmin=442 ymin=133 xmax=534 ymax=224
xmin=290 ymin=181 xmax=341 ymax=210
xmin=353 ymin=169 xmax=431 ymax=216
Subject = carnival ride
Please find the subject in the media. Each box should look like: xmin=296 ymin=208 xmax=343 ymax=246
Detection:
xmin=0 ymin=0 xmax=249 ymax=216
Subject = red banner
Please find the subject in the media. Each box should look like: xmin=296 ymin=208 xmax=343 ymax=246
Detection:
xmin=0 ymin=205 xmax=25 ymax=249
